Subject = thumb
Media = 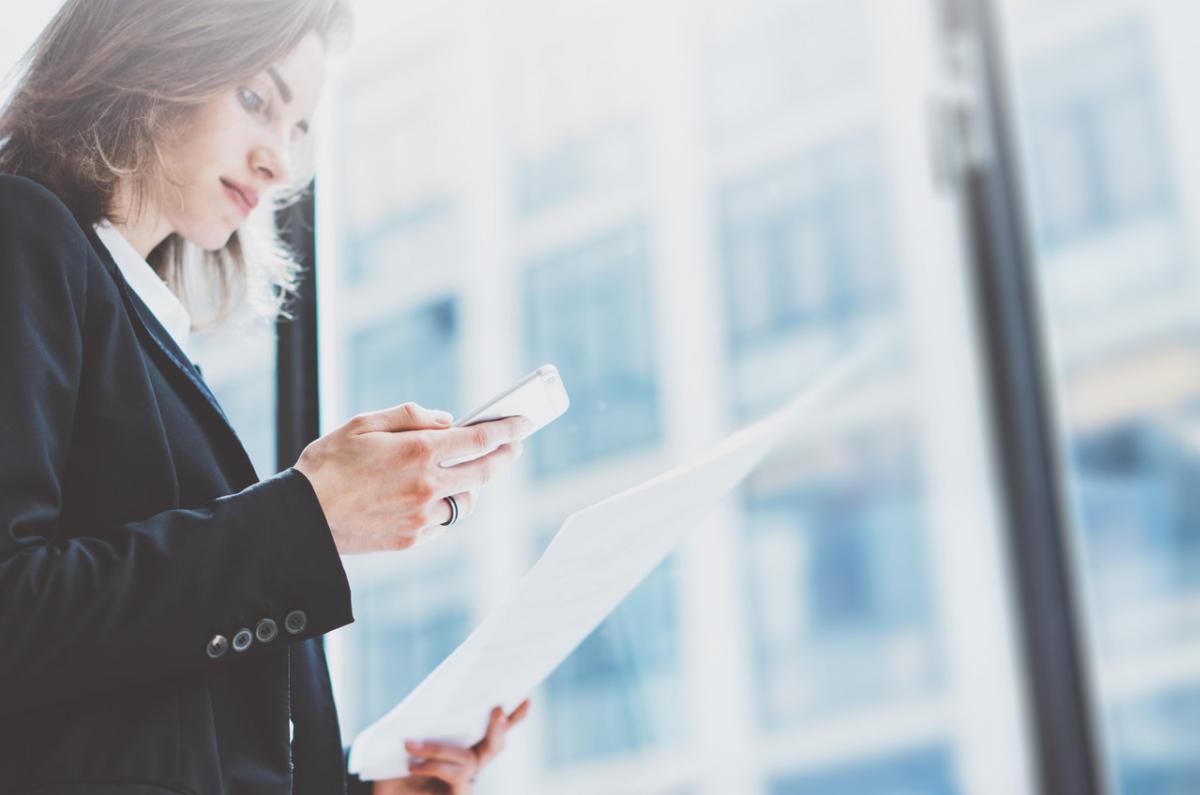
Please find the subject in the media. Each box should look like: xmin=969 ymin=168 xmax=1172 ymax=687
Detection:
xmin=355 ymin=402 xmax=454 ymax=433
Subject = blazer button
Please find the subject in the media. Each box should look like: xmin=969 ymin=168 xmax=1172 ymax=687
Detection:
xmin=206 ymin=634 xmax=229 ymax=659
xmin=232 ymin=628 xmax=253 ymax=652
xmin=284 ymin=609 xmax=307 ymax=635
xmin=255 ymin=618 xmax=278 ymax=643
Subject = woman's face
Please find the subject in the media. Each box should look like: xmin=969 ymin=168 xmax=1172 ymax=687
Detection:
xmin=158 ymin=33 xmax=327 ymax=251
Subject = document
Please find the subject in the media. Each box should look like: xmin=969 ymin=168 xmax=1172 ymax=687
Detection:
xmin=348 ymin=341 xmax=884 ymax=780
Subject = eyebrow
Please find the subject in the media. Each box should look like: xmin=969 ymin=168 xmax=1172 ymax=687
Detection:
xmin=266 ymin=66 xmax=292 ymax=104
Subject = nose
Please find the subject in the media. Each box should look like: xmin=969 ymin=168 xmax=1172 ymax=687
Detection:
xmin=249 ymin=131 xmax=293 ymax=187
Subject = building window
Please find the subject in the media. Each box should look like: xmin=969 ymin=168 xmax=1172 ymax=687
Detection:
xmin=515 ymin=121 xmax=644 ymax=216
xmin=191 ymin=324 xmax=278 ymax=478
xmin=345 ymin=199 xmax=459 ymax=287
xmin=1022 ymin=24 xmax=1175 ymax=253
xmin=1069 ymin=417 xmax=1200 ymax=657
xmin=1109 ymin=683 xmax=1200 ymax=792
xmin=340 ymin=558 xmax=471 ymax=735
xmin=742 ymin=425 xmax=941 ymax=729
xmin=208 ymin=370 xmax=276 ymax=477
xmin=718 ymin=132 xmax=897 ymax=419
xmin=345 ymin=298 xmax=462 ymax=419
xmin=539 ymin=553 xmax=684 ymax=767
xmin=522 ymin=222 xmax=662 ymax=479
xmin=769 ymin=745 xmax=957 ymax=795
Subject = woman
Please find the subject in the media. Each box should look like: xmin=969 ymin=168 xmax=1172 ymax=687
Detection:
xmin=0 ymin=1 xmax=530 ymax=793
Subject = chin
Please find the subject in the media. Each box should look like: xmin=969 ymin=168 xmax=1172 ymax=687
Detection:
xmin=189 ymin=225 xmax=238 ymax=253
xmin=212 ymin=229 xmax=239 ymax=252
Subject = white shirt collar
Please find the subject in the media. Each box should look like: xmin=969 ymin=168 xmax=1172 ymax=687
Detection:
xmin=93 ymin=219 xmax=192 ymax=356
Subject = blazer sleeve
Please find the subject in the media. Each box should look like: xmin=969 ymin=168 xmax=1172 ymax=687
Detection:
xmin=0 ymin=176 xmax=355 ymax=716
xmin=344 ymin=746 xmax=374 ymax=795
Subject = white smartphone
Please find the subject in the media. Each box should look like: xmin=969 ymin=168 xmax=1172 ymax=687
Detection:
xmin=439 ymin=364 xmax=570 ymax=467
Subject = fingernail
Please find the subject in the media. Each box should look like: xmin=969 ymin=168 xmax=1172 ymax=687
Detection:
xmin=434 ymin=412 xmax=453 ymax=425
xmin=405 ymin=740 xmax=424 ymax=751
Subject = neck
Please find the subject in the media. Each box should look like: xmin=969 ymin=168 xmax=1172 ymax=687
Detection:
xmin=108 ymin=182 xmax=174 ymax=259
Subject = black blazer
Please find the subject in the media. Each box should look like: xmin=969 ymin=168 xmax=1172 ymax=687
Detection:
xmin=0 ymin=174 xmax=363 ymax=794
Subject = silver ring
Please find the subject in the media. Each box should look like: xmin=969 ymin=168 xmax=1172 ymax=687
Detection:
xmin=440 ymin=495 xmax=459 ymax=527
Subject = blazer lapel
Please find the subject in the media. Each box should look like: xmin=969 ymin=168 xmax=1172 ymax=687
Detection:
xmin=83 ymin=227 xmax=261 ymax=485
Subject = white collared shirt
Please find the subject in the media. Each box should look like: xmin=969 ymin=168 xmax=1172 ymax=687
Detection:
xmin=93 ymin=219 xmax=192 ymax=357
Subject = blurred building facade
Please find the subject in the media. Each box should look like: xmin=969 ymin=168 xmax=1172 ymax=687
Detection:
xmin=1005 ymin=0 xmax=1200 ymax=790
xmin=313 ymin=1 xmax=1025 ymax=793
xmin=180 ymin=0 xmax=1200 ymax=793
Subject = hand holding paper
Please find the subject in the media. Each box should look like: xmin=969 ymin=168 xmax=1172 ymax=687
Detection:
xmin=369 ymin=701 xmax=531 ymax=795
xmin=349 ymin=341 xmax=886 ymax=780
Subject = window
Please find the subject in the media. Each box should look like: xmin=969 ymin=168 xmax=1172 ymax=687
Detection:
xmin=345 ymin=199 xmax=459 ymax=287
xmin=321 ymin=1 xmax=1032 ymax=792
xmin=718 ymin=132 xmax=896 ymax=419
xmin=742 ymin=424 xmax=940 ymax=729
xmin=191 ymin=323 xmax=277 ymax=478
xmin=333 ymin=555 xmax=471 ymax=737
xmin=344 ymin=298 xmax=462 ymax=418
xmin=522 ymin=223 xmax=662 ymax=478
xmin=516 ymin=122 xmax=644 ymax=216
xmin=539 ymin=538 xmax=683 ymax=766
xmin=1000 ymin=1 xmax=1200 ymax=790
xmin=769 ymin=746 xmax=956 ymax=795
xmin=1017 ymin=20 xmax=1185 ymax=318
xmin=1021 ymin=25 xmax=1174 ymax=252
xmin=1108 ymin=685 xmax=1200 ymax=790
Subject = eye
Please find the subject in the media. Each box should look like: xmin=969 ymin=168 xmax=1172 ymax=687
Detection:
xmin=237 ymin=86 xmax=266 ymax=114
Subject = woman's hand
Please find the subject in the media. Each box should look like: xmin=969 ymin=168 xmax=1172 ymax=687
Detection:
xmin=371 ymin=700 xmax=532 ymax=795
xmin=294 ymin=402 xmax=531 ymax=554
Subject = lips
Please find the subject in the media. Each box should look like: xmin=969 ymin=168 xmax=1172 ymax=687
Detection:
xmin=220 ymin=178 xmax=258 ymax=214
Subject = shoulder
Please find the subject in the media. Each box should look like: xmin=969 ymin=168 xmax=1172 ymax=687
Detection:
xmin=0 ymin=174 xmax=93 ymax=301
xmin=0 ymin=174 xmax=92 ymax=262
xmin=0 ymin=174 xmax=86 ymax=234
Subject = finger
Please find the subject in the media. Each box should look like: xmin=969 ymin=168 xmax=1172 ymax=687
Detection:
xmin=438 ymin=491 xmax=475 ymax=524
xmin=412 ymin=493 xmax=476 ymax=545
xmin=353 ymin=402 xmax=454 ymax=434
xmin=439 ymin=443 xmax=523 ymax=497
xmin=433 ymin=416 xmax=533 ymax=459
xmin=473 ymin=706 xmax=507 ymax=763
xmin=425 ymin=493 xmax=475 ymax=532
xmin=405 ymin=740 xmax=477 ymax=767
xmin=506 ymin=699 xmax=531 ymax=726
xmin=406 ymin=759 xmax=472 ymax=786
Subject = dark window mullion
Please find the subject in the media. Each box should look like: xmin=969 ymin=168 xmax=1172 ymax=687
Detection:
xmin=275 ymin=183 xmax=321 ymax=473
xmin=939 ymin=0 xmax=1108 ymax=793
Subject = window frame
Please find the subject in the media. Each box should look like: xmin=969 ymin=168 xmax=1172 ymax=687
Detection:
xmin=934 ymin=0 xmax=1109 ymax=792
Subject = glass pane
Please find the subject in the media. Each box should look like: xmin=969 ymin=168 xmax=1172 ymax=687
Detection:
xmin=522 ymin=223 xmax=662 ymax=477
xmin=320 ymin=1 xmax=1032 ymax=793
xmin=719 ymin=131 xmax=897 ymax=419
xmin=532 ymin=524 xmax=685 ymax=767
xmin=768 ymin=746 xmax=957 ymax=795
xmin=343 ymin=298 xmax=462 ymax=419
xmin=190 ymin=321 xmax=278 ymax=479
xmin=742 ymin=426 xmax=941 ymax=729
xmin=999 ymin=0 xmax=1200 ymax=791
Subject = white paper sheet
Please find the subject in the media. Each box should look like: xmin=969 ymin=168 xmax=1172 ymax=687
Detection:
xmin=348 ymin=341 xmax=884 ymax=781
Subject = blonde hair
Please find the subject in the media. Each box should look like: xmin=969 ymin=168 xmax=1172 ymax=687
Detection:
xmin=0 ymin=0 xmax=353 ymax=327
